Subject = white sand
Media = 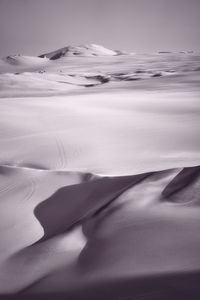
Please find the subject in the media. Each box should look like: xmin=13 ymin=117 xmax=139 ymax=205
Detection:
xmin=0 ymin=50 xmax=200 ymax=299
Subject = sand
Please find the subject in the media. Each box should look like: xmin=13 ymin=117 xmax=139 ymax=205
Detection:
xmin=0 ymin=49 xmax=200 ymax=299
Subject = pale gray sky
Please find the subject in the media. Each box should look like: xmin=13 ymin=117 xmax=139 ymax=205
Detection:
xmin=0 ymin=0 xmax=200 ymax=57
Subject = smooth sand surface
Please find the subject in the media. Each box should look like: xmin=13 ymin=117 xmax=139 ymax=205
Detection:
xmin=0 ymin=51 xmax=200 ymax=299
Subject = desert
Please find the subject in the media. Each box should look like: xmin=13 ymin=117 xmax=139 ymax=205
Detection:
xmin=0 ymin=43 xmax=200 ymax=299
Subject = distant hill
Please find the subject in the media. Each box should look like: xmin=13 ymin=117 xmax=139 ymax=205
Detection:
xmin=39 ymin=44 xmax=119 ymax=59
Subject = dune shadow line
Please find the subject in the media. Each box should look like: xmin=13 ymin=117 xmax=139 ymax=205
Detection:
xmin=34 ymin=173 xmax=151 ymax=243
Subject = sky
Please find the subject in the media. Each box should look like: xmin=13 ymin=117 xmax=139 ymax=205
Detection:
xmin=0 ymin=0 xmax=200 ymax=57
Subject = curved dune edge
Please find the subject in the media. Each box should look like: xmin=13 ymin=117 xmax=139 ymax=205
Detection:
xmin=0 ymin=165 xmax=200 ymax=299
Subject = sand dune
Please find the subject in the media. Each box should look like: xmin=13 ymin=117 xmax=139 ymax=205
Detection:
xmin=0 ymin=48 xmax=200 ymax=299
xmin=0 ymin=166 xmax=200 ymax=299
